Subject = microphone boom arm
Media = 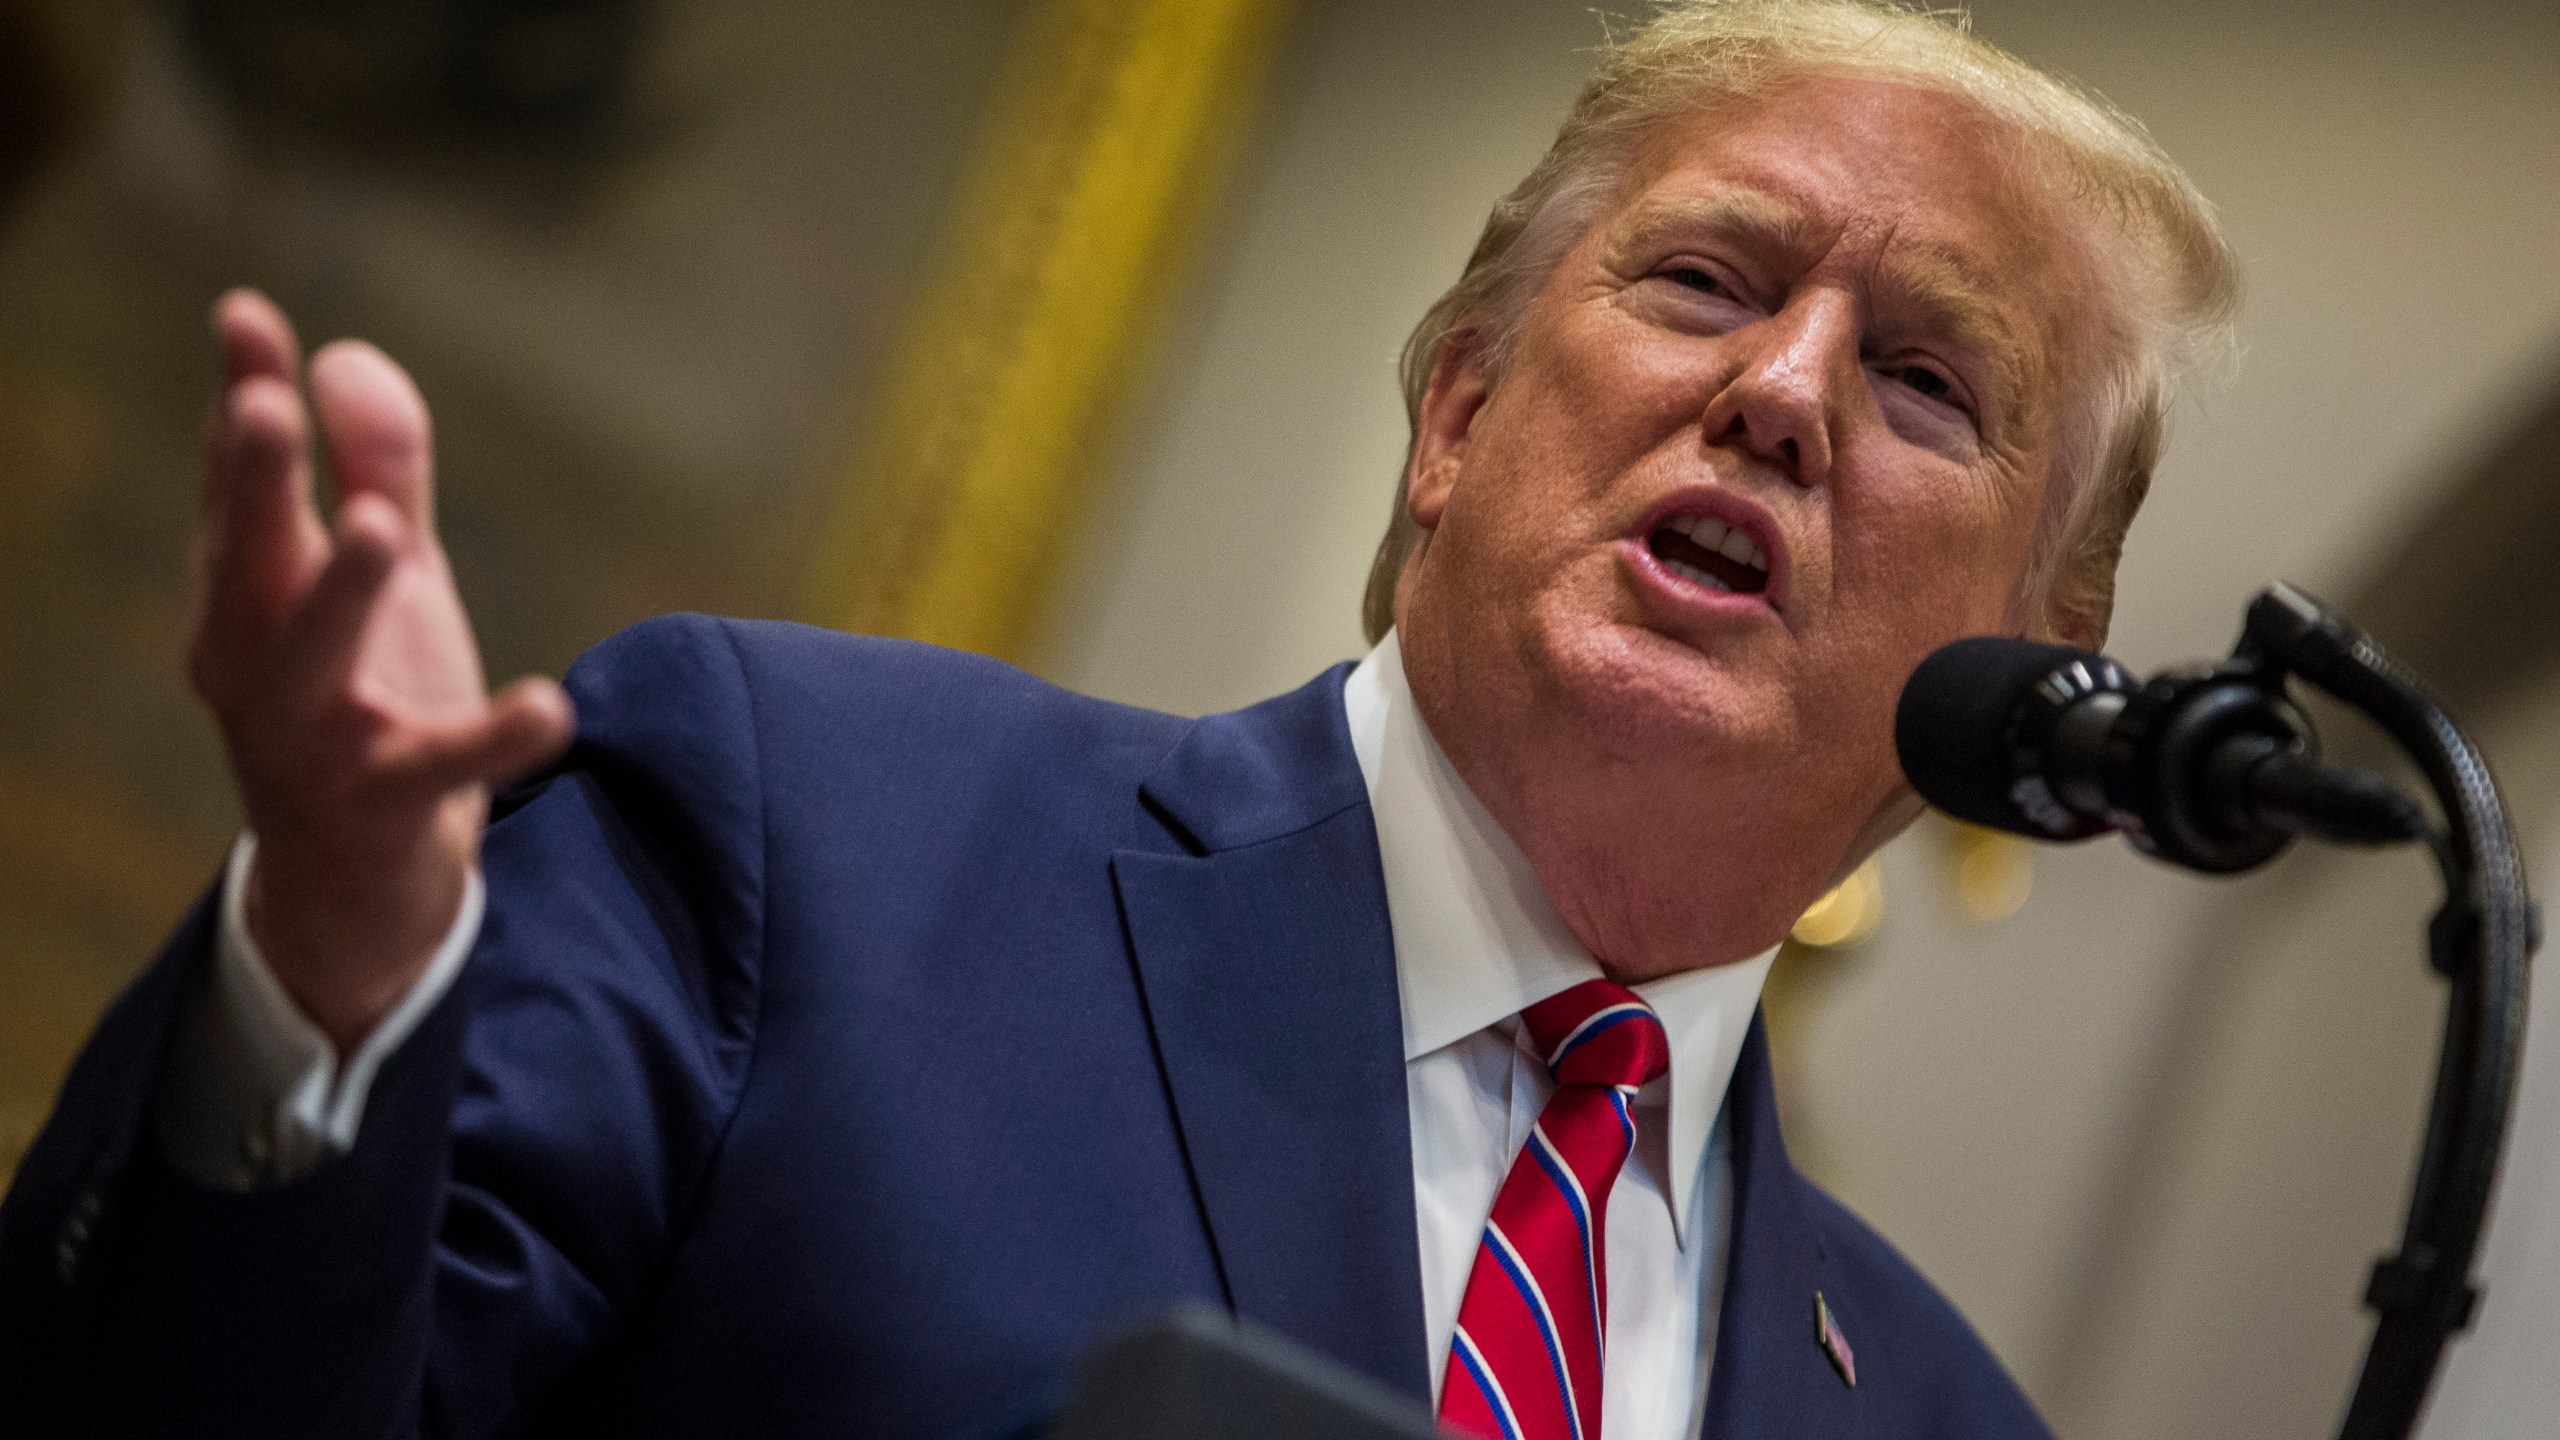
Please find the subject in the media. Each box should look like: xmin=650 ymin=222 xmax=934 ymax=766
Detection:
xmin=2235 ymin=584 xmax=2536 ymax=1440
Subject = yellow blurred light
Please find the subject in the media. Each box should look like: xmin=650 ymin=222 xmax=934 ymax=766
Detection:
xmin=1790 ymin=858 xmax=1885 ymax=949
xmin=1947 ymin=822 xmax=2033 ymax=921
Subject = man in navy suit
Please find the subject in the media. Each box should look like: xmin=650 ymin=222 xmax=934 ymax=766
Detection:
xmin=0 ymin=3 xmax=2238 ymax=1436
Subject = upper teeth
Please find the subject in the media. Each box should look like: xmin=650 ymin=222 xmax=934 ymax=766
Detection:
xmin=1668 ymin=514 xmax=1768 ymax=573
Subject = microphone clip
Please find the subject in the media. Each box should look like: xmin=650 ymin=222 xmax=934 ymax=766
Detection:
xmin=2006 ymin=583 xmax=2427 ymax=873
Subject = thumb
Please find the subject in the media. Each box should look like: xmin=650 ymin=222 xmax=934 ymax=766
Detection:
xmin=387 ymin=677 xmax=576 ymax=800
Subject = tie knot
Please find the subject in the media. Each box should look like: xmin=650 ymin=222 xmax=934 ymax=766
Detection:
xmin=1520 ymin=979 xmax=1668 ymax=1091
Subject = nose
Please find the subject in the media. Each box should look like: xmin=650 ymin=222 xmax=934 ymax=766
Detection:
xmin=1697 ymin=289 xmax=1855 ymax=488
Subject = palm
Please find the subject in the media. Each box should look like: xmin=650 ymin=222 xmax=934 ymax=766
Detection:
xmin=360 ymin=546 xmax=492 ymax=749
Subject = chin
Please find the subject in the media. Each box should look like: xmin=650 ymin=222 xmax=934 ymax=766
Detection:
xmin=1525 ymin=605 xmax=1778 ymax=763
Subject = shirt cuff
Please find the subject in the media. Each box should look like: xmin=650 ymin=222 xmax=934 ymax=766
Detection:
xmin=154 ymin=833 xmax=483 ymax=1189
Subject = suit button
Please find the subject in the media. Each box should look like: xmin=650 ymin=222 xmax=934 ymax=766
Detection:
xmin=242 ymin=1120 xmax=275 ymax=1181
xmin=55 ymin=1186 xmax=101 ymax=1285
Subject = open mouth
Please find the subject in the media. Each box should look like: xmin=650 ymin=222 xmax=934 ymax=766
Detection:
xmin=1646 ymin=513 xmax=1770 ymax=595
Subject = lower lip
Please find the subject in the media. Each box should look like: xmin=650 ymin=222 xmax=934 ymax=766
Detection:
xmin=1614 ymin=536 xmax=1779 ymax=621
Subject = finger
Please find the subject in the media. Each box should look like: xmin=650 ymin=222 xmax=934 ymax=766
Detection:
xmin=214 ymin=288 xmax=302 ymax=387
xmin=204 ymin=374 xmax=329 ymax=637
xmin=272 ymin=491 xmax=403 ymax=698
xmin=309 ymin=339 xmax=436 ymax=537
xmin=203 ymin=285 xmax=308 ymax=510
xmin=383 ymin=677 xmax=577 ymax=798
xmin=203 ymin=291 xmax=300 ymax=510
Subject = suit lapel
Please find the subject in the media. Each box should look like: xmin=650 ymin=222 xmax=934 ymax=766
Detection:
xmin=1112 ymin=666 xmax=1430 ymax=1404
xmin=1108 ymin=670 xmax=1861 ymax=1428
xmin=1699 ymin=1013 xmax=1856 ymax=1439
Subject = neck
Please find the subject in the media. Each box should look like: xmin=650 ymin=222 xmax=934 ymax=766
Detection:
xmin=1392 ymin=631 xmax=1898 ymax=983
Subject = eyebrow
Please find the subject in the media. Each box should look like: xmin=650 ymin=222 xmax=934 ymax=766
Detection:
xmin=1603 ymin=189 xmax=2035 ymax=415
xmin=1606 ymin=191 xmax=1820 ymax=269
xmin=1871 ymin=241 xmax=2031 ymax=408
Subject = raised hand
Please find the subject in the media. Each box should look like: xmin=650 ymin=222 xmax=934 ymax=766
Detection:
xmin=187 ymin=291 xmax=574 ymax=1055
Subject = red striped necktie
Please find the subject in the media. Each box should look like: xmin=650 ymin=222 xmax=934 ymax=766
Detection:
xmin=1438 ymin=979 xmax=1670 ymax=1440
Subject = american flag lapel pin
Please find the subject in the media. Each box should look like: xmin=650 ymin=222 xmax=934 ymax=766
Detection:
xmin=1814 ymin=1290 xmax=1858 ymax=1387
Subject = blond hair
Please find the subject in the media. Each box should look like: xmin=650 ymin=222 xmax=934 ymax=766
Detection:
xmin=1359 ymin=0 xmax=2239 ymax=647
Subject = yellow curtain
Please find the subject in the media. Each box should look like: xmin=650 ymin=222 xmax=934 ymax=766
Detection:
xmin=799 ymin=0 xmax=1298 ymax=663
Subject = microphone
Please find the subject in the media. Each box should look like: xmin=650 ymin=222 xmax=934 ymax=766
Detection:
xmin=1051 ymin=1305 xmax=1439 ymax=1440
xmin=1895 ymin=635 xmax=2427 ymax=873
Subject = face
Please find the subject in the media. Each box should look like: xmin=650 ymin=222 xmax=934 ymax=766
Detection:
xmin=1395 ymin=75 xmax=2114 ymax=975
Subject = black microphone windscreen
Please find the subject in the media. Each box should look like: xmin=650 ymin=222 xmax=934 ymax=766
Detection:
xmin=1895 ymin=636 xmax=2102 ymax=836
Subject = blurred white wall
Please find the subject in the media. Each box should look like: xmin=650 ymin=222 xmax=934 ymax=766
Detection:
xmin=1045 ymin=1 xmax=2560 ymax=1434
xmin=1042 ymin=0 xmax=1599 ymax=712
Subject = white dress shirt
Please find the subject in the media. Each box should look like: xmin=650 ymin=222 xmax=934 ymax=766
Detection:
xmin=155 ymin=833 xmax=482 ymax=1189
xmin=165 ymin=633 xmax=1774 ymax=1440
xmin=1346 ymin=633 xmax=1775 ymax=1440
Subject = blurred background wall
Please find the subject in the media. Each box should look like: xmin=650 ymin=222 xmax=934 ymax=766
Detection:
xmin=4 ymin=1 xmax=2558 ymax=1436
xmin=0 ymin=0 xmax=1023 ymax=1168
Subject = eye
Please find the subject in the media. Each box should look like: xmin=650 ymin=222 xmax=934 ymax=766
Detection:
xmin=1888 ymin=362 xmax=1957 ymax=404
xmin=1627 ymin=259 xmax=1759 ymax=336
xmin=1665 ymin=265 xmax=1726 ymax=296
xmin=1870 ymin=354 xmax=1985 ymax=454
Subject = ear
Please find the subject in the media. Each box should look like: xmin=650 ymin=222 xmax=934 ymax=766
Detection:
xmin=1404 ymin=330 xmax=1494 ymax=532
xmin=2033 ymin=578 xmax=2107 ymax=654
xmin=2002 ymin=547 xmax=2106 ymax=653
xmin=2045 ymin=610 xmax=2103 ymax=654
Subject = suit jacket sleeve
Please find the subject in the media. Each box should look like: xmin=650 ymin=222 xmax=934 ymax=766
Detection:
xmin=0 ymin=613 xmax=771 ymax=1438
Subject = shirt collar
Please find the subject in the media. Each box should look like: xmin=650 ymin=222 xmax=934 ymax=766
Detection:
xmin=1344 ymin=631 xmax=1776 ymax=1243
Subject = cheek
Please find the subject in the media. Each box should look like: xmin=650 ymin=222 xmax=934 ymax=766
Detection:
xmin=1440 ymin=392 xmax=1624 ymax=567
xmin=1467 ymin=307 xmax=1713 ymax=503
xmin=1832 ymin=451 xmax=2041 ymax=632
xmin=1806 ymin=475 xmax=2044 ymax=768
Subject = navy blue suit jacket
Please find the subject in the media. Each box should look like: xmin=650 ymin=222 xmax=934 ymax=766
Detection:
xmin=0 ymin=615 xmax=2049 ymax=1439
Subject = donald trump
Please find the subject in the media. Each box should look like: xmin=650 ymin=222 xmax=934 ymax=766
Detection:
xmin=0 ymin=3 xmax=2237 ymax=1437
